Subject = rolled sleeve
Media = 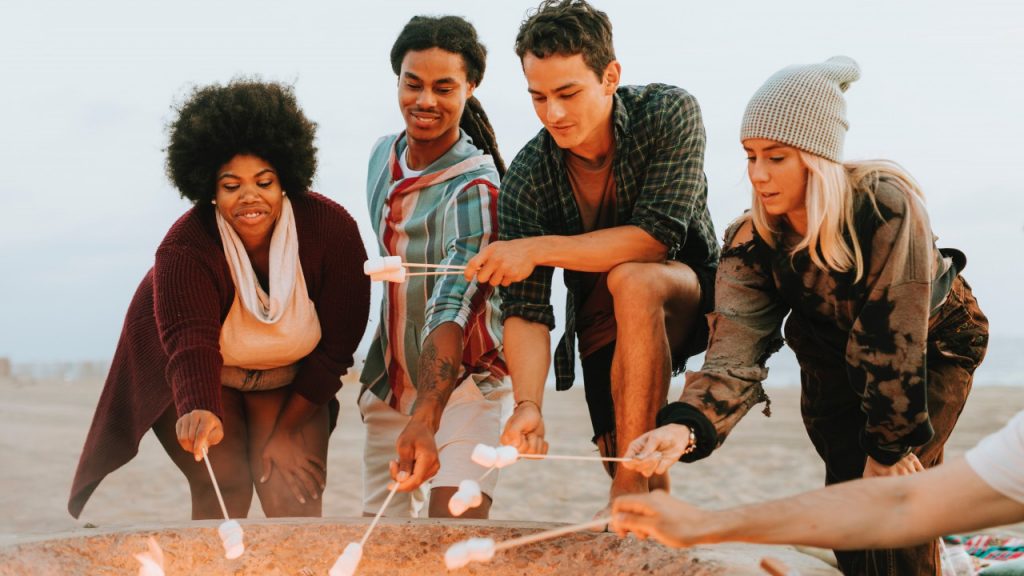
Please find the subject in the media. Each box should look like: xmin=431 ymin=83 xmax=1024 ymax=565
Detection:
xmin=423 ymin=179 xmax=500 ymax=339
xmin=497 ymin=160 xmax=557 ymax=330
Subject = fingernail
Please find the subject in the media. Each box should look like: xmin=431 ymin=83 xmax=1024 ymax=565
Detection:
xmin=299 ymin=497 xmax=306 ymax=504
xmin=397 ymin=471 xmax=409 ymax=481
xmin=313 ymin=493 xmax=318 ymax=500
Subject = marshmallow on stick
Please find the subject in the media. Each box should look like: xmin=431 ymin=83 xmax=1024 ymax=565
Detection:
xmin=363 ymin=256 xmax=403 ymax=275
xmin=445 ymin=518 xmax=610 ymax=570
xmin=329 ymin=480 xmax=401 ymax=576
xmin=201 ymin=447 xmax=245 ymax=560
xmin=447 ymin=479 xmax=484 ymax=517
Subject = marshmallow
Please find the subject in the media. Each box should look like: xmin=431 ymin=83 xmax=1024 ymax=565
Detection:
xmin=372 ymin=267 xmax=407 ymax=283
xmin=218 ymin=519 xmax=245 ymax=560
xmin=445 ymin=541 xmax=471 ymax=570
xmin=447 ymin=479 xmax=484 ymax=516
xmin=494 ymin=445 xmax=519 ymax=468
xmin=470 ymin=444 xmax=498 ymax=468
xmin=465 ymin=538 xmax=496 ymax=563
xmin=458 ymin=479 xmax=483 ymax=506
xmin=363 ymin=256 xmax=402 ymax=275
xmin=328 ymin=542 xmax=363 ymax=576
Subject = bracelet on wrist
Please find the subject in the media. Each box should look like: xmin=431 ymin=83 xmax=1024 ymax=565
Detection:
xmin=680 ymin=425 xmax=697 ymax=456
xmin=515 ymin=399 xmax=541 ymax=414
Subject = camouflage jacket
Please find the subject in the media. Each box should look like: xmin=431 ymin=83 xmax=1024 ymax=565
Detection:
xmin=679 ymin=177 xmax=962 ymax=463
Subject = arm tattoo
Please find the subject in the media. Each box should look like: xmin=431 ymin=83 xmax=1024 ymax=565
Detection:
xmin=416 ymin=338 xmax=459 ymax=405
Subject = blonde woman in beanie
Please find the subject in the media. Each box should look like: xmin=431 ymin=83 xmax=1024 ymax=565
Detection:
xmin=612 ymin=56 xmax=988 ymax=575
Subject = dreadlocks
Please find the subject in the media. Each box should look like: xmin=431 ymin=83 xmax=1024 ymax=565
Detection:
xmin=390 ymin=15 xmax=506 ymax=178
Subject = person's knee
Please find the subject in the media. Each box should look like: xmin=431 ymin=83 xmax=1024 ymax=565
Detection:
xmin=607 ymin=262 xmax=667 ymax=308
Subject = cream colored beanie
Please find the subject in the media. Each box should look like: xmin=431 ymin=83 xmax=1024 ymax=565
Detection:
xmin=740 ymin=56 xmax=861 ymax=162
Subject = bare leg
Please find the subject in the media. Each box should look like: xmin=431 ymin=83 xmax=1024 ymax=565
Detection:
xmin=605 ymin=261 xmax=701 ymax=503
xmin=152 ymin=387 xmax=253 ymax=519
xmin=244 ymin=387 xmax=329 ymax=517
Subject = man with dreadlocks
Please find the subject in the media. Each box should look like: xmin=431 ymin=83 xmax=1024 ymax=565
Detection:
xmin=359 ymin=15 xmax=509 ymax=519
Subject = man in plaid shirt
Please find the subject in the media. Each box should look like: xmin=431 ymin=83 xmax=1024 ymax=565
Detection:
xmin=465 ymin=0 xmax=719 ymax=509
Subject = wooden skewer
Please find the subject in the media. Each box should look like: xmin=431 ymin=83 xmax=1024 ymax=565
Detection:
xmin=201 ymin=447 xmax=231 ymax=521
xmin=759 ymin=557 xmax=800 ymax=576
xmin=401 ymin=262 xmax=467 ymax=270
xmin=518 ymin=453 xmax=639 ymax=464
xmin=493 ymin=517 xmax=611 ymax=552
xmin=360 ymin=481 xmax=400 ymax=547
xmin=406 ymin=271 xmax=466 ymax=277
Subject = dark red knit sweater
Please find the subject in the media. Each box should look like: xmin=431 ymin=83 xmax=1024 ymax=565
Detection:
xmin=68 ymin=192 xmax=370 ymax=518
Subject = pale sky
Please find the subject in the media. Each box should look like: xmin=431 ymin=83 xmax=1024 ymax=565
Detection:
xmin=1 ymin=0 xmax=1021 ymax=363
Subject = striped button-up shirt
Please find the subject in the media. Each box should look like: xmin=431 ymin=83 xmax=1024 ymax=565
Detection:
xmin=499 ymin=84 xmax=719 ymax=390
xmin=361 ymin=131 xmax=506 ymax=414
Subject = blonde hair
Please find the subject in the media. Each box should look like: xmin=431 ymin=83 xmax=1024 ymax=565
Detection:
xmin=750 ymin=153 xmax=925 ymax=282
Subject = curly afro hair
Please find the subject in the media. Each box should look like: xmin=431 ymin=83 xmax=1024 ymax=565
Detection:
xmin=165 ymin=79 xmax=318 ymax=205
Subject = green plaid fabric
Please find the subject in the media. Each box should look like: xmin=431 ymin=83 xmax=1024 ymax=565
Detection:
xmin=499 ymin=84 xmax=720 ymax=390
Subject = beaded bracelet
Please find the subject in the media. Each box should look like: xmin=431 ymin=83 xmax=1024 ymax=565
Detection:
xmin=680 ymin=425 xmax=697 ymax=456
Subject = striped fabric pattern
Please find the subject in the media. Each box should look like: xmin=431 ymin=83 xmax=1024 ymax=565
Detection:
xmin=360 ymin=130 xmax=506 ymax=415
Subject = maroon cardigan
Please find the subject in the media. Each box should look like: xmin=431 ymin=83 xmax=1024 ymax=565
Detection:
xmin=68 ymin=193 xmax=370 ymax=518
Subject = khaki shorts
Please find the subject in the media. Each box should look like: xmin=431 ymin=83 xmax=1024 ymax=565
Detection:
xmin=358 ymin=376 xmax=510 ymax=517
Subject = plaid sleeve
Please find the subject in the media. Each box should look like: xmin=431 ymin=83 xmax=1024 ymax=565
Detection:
xmin=498 ymin=158 xmax=556 ymax=330
xmin=627 ymin=89 xmax=708 ymax=259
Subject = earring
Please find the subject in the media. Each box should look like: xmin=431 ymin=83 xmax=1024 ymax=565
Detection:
xmin=211 ymin=199 xmax=217 ymax=205
xmin=282 ymin=190 xmax=287 ymax=197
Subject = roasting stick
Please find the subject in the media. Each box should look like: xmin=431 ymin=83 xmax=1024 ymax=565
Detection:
xmin=402 ymin=262 xmax=466 ymax=270
xmin=444 ymin=518 xmax=613 ymax=569
xmin=329 ymin=480 xmax=402 ymax=576
xmin=495 ymin=518 xmax=611 ymax=552
xmin=518 ymin=453 xmax=643 ymax=463
xmin=201 ymin=447 xmax=230 ymax=521
xmin=406 ymin=271 xmax=465 ymax=277
xmin=361 ymin=481 xmax=400 ymax=547
xmin=201 ymin=447 xmax=245 ymax=559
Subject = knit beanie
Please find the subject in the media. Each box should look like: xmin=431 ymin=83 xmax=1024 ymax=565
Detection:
xmin=740 ymin=56 xmax=861 ymax=162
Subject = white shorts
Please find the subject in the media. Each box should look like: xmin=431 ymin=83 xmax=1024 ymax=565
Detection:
xmin=358 ymin=376 xmax=510 ymax=517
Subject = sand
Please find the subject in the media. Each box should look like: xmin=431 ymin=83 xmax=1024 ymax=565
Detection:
xmin=1 ymin=371 xmax=1021 ymax=568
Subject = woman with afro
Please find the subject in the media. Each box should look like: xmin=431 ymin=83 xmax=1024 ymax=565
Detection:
xmin=69 ymin=80 xmax=370 ymax=520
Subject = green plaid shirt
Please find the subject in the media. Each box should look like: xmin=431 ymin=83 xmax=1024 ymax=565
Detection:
xmin=499 ymin=84 xmax=720 ymax=391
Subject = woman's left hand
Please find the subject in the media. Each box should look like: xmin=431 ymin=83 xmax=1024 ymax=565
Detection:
xmin=260 ymin=428 xmax=326 ymax=504
xmin=862 ymin=452 xmax=924 ymax=478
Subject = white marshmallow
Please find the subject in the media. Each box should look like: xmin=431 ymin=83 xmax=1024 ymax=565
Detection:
xmin=465 ymin=538 xmax=496 ymax=563
xmin=444 ymin=541 xmax=471 ymax=570
xmin=494 ymin=445 xmax=519 ymax=468
xmin=470 ymin=444 xmax=498 ymax=468
xmin=458 ymin=479 xmax=483 ymax=506
xmin=218 ymin=519 xmax=245 ymax=560
xmin=363 ymin=256 xmax=402 ymax=275
xmin=447 ymin=479 xmax=484 ymax=516
xmin=448 ymin=494 xmax=471 ymax=517
xmin=378 ymin=267 xmax=407 ymax=283
xmin=328 ymin=542 xmax=363 ymax=576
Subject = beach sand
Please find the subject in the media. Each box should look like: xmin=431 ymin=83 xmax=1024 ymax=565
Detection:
xmin=1 ymin=371 xmax=1021 ymax=566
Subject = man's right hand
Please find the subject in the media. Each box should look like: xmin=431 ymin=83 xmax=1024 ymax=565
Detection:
xmin=175 ymin=409 xmax=224 ymax=461
xmin=392 ymin=417 xmax=441 ymax=492
xmin=611 ymin=490 xmax=710 ymax=547
xmin=501 ymin=401 xmax=548 ymax=454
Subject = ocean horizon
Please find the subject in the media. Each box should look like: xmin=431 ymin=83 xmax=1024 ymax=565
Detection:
xmin=9 ymin=334 xmax=1024 ymax=389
